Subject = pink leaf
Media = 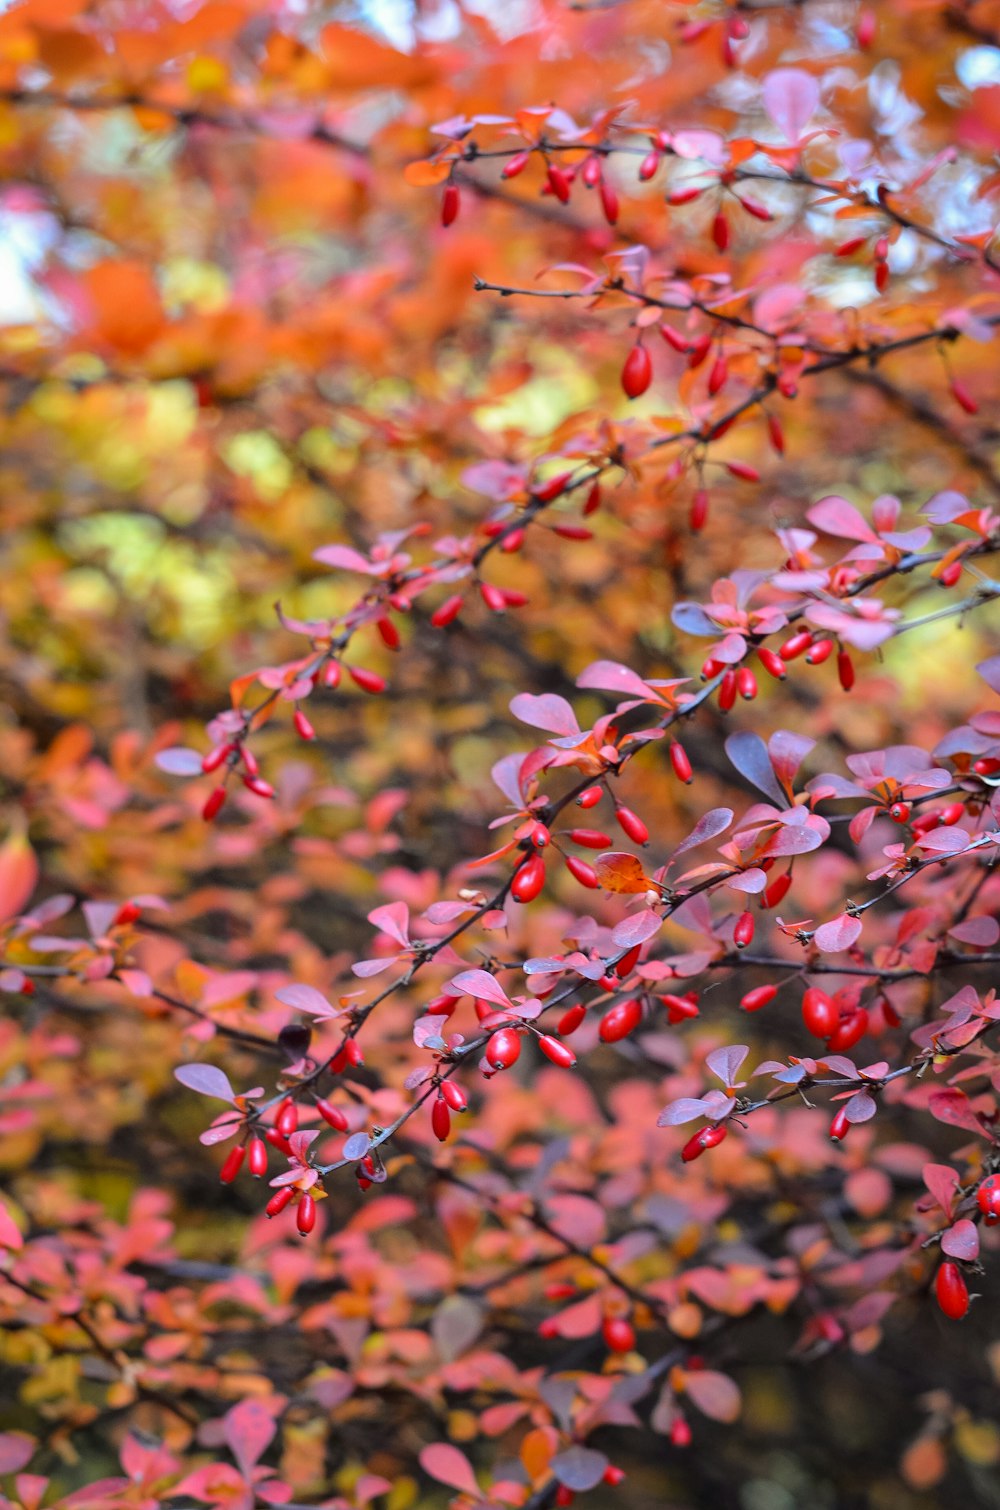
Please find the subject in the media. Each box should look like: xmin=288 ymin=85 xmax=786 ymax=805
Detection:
xmin=419 ymin=1444 xmax=480 ymax=1497
xmin=843 ymin=1089 xmax=877 ymax=1123
xmin=275 ymin=984 xmax=341 ymax=1019
xmin=948 ymin=916 xmax=1000 ymax=947
xmin=0 ymin=828 xmax=37 ymax=924
xmin=449 ymin=969 xmax=512 ymax=1008
xmin=807 ymin=495 xmax=877 ymax=543
xmin=762 ymin=67 xmax=820 ymax=142
xmin=0 ymin=1433 xmax=35 ymax=1473
xmin=367 ymin=902 xmax=410 ymax=947
xmin=610 ymin=908 xmax=663 ymax=948
xmin=0 ymin=1197 xmax=23 ymax=1251
xmin=576 ymin=660 xmax=651 ymax=699
xmin=509 ymin=692 xmax=580 ymax=737
xmin=814 ymin=914 xmax=863 ymax=953
xmin=224 ymin=1399 xmax=276 ymax=1477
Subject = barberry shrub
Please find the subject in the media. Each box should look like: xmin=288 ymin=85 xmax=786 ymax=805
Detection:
xmin=1 ymin=1 xmax=1000 ymax=1507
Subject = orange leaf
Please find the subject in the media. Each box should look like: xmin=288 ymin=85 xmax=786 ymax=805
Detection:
xmin=403 ymin=159 xmax=454 ymax=188
xmin=0 ymin=827 xmax=38 ymax=923
xmin=593 ymin=851 xmax=651 ymax=894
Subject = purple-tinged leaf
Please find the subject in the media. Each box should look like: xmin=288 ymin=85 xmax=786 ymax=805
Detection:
xmin=174 ymin=1064 xmax=236 ymax=1103
xmin=155 ymin=747 xmax=204 ymax=776
xmin=671 ymin=600 xmax=717 ymax=637
xmin=657 ymin=1096 xmax=725 ymax=1127
xmin=725 ymin=732 xmax=784 ymax=804
xmin=0 ymin=1433 xmax=35 ymax=1473
xmin=674 ymin=807 xmax=734 ymax=857
xmin=728 ymin=868 xmax=768 ymax=894
xmin=524 ymin=957 xmax=567 ymax=976
xmin=807 ymin=494 xmax=875 ymax=542
xmin=706 ymin=1044 xmax=749 ymax=1087
xmin=414 ymin=1015 xmax=450 ymax=1048
xmin=684 ymin=1369 xmax=742 ymax=1423
xmin=914 ymin=827 xmax=970 ymax=854
xmin=768 ymin=731 xmax=815 ymax=793
xmin=941 ymin=1218 xmax=980 ymax=1261
xmin=610 ymin=908 xmax=663 ymax=949
xmin=312 ymin=544 xmax=378 ymax=574
xmin=928 ymin=1089 xmax=986 ymax=1134
xmin=551 ymin=1448 xmax=609 ymax=1492
xmin=948 ymin=915 xmax=1000 ymax=947
xmin=976 ymin=654 xmax=1000 ymax=694
xmin=276 ymin=984 xmax=341 ymax=1019
xmin=843 ymin=1089 xmax=877 ymax=1124
xmin=342 ymin=1132 xmax=372 ymax=1162
xmin=367 ymin=902 xmax=410 ymax=947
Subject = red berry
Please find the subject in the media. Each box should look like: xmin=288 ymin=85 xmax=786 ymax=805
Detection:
xmin=114 ymin=901 xmax=141 ymax=926
xmin=670 ymin=742 xmax=693 ymax=783
xmin=376 ymin=617 xmax=400 ymax=650
xmin=316 ymin=1099 xmax=349 ymax=1131
xmin=736 ymin=666 xmax=757 ymax=700
xmin=293 ymin=708 xmax=316 ymax=741
xmin=599 ymin=180 xmax=619 ymax=225
xmin=440 ymin=1081 xmax=468 ymax=1113
xmin=712 ymin=211 xmax=729 ymax=250
xmin=603 ymin=1465 xmax=626 ymax=1487
xmin=558 ymin=1003 xmax=587 ymax=1035
xmin=733 ymin=911 xmax=754 ymax=949
xmin=780 ymin=630 xmax=813 ymax=661
xmin=480 ymin=581 xmax=507 ymax=613
xmin=348 ymin=666 xmax=386 ymax=694
xmin=758 ymin=646 xmax=786 ymax=681
xmin=599 ymin=998 xmax=643 ymax=1043
xmin=602 ymin=1316 xmax=636 ymax=1352
xmin=276 ymin=1098 xmax=299 ymax=1138
xmin=242 ymin=775 xmax=275 ymax=799
xmin=951 ymin=380 xmax=979 ymax=415
xmin=219 ymin=1145 xmax=246 ymax=1184
xmin=889 ymin=801 xmax=911 ymax=823
xmin=615 ymin=944 xmax=642 ymax=979
xmin=431 ymin=594 xmax=464 ymax=628
xmin=766 ymin=413 xmax=785 ymax=454
xmin=837 ymin=651 xmax=855 ymax=691
xmin=741 ymin=984 xmax=777 ymax=1013
xmin=431 ymin=1095 xmax=451 ymax=1142
xmin=486 ymin=1027 xmax=522 ymax=1070
xmin=202 ymin=785 xmax=227 ymax=821
xmin=296 ymin=1193 xmax=317 ymax=1236
xmin=202 ymin=742 xmax=235 ymax=773
xmin=555 ymin=1488 xmax=575 ymax=1509
xmin=639 ymin=149 xmax=660 ymax=181
xmin=511 ymin=852 xmax=546 ymax=903
xmin=829 ymin=1107 xmax=850 ymax=1142
xmin=935 ymin=1261 xmax=969 ymax=1320
xmin=762 ymin=871 xmax=792 ymax=909
xmin=564 ymin=854 xmax=599 ymax=889
xmin=681 ymin=1125 xmax=728 ymax=1161
xmin=622 ymin=343 xmax=653 ymax=399
xmin=670 ymin=1418 xmax=692 ymax=1448
xmin=577 ymin=785 xmax=603 ymax=808
xmin=825 ymin=1008 xmax=869 ymax=1052
xmin=538 ymin=1035 xmax=576 ymax=1069
xmin=615 ymin=806 xmax=649 ymax=844
xmin=977 ymin=1174 xmax=1000 ymax=1225
xmin=265 ymin=1187 xmax=294 ymax=1218
xmin=719 ymin=670 xmax=737 ymax=712
xmin=726 ymin=460 xmax=760 ymax=483
xmin=247 ymin=1138 xmax=268 ymax=1178
xmin=806 ymin=637 xmax=834 ymax=665
xmin=547 ymin=164 xmax=571 ymax=203
xmin=690 ymin=488 xmax=709 ymax=531
xmin=568 ymin=828 xmax=613 ymax=849
xmin=802 ymin=987 xmax=838 ymax=1039
xmin=441 ymin=182 xmax=460 ymax=227
xmin=502 ymin=150 xmax=531 ymax=179
xmin=708 ymin=354 xmax=728 ymax=395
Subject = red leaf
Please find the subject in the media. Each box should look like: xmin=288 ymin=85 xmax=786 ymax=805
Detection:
xmin=419 ymin=1443 xmax=480 ymax=1497
xmin=814 ymin=914 xmax=863 ymax=953
xmin=941 ymin=1218 xmax=980 ymax=1261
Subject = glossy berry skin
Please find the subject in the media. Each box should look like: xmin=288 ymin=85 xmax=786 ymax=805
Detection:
xmin=265 ymin=1187 xmax=294 ymax=1218
xmin=621 ymin=343 xmax=652 ymax=399
xmin=802 ymin=988 xmax=838 ymax=1039
xmin=758 ymin=647 xmax=786 ymax=681
xmin=935 ymin=1261 xmax=969 ymax=1320
xmin=486 ymin=1027 xmax=521 ymax=1070
xmin=511 ymin=853 xmax=545 ymax=903
xmin=825 ymin=1008 xmax=868 ymax=1053
xmin=670 ymin=742 xmax=693 ymax=783
xmin=431 ymin=1095 xmax=451 ymax=1142
xmin=538 ymin=1034 xmax=577 ymax=1069
xmin=599 ymin=998 xmax=642 ymax=1043
xmin=741 ymin=984 xmax=777 ymax=1013
xmin=615 ymin=806 xmax=649 ymax=845
xmin=602 ymin=1316 xmax=636 ymax=1353
xmin=316 ymin=1099 xmax=349 ymax=1131
xmin=219 ymin=1144 xmax=246 ymax=1184
xmin=558 ymin=1003 xmax=587 ymax=1035
xmin=202 ymin=785 xmax=227 ymax=822
xmin=762 ymin=871 xmax=792 ymax=909
xmin=736 ymin=666 xmax=757 ymax=700
xmin=440 ymin=1080 xmax=468 ymax=1113
xmin=829 ymin=1107 xmax=850 ymax=1142
xmin=977 ymin=1173 xmax=1000 ymax=1224
xmin=681 ymin=1125 xmax=728 ymax=1161
xmin=247 ymin=1137 xmax=268 ymax=1178
xmin=889 ymin=801 xmax=911 ymax=823
xmin=564 ymin=854 xmax=599 ymax=889
xmin=296 ymin=1193 xmax=317 ymax=1236
xmin=276 ymin=1098 xmax=299 ymax=1138
xmin=733 ymin=911 xmax=754 ymax=949
xmin=441 ymin=182 xmax=460 ymax=226
xmin=670 ymin=1418 xmax=692 ymax=1448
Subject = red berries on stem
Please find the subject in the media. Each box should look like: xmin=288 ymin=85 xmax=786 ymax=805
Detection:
xmin=802 ymin=988 xmax=838 ymax=1039
xmin=511 ymin=852 xmax=545 ymax=902
xmin=681 ymin=1124 xmax=728 ymax=1161
xmin=621 ymin=342 xmax=652 ymax=399
xmin=935 ymin=1261 xmax=969 ymax=1320
xmin=602 ymin=1316 xmax=636 ymax=1353
xmin=486 ymin=1027 xmax=521 ymax=1070
xmin=977 ymin=1173 xmax=1000 ymax=1224
xmin=733 ymin=911 xmax=754 ymax=949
